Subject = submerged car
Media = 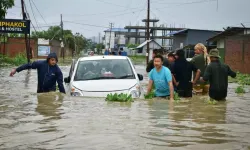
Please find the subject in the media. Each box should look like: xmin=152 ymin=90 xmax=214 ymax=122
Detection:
xmin=64 ymin=56 xmax=143 ymax=98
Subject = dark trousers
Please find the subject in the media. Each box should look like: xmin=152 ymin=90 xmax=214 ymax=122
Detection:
xmin=177 ymin=82 xmax=193 ymax=98
xmin=209 ymin=89 xmax=227 ymax=101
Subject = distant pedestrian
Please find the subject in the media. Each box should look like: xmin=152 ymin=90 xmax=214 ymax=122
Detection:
xmin=146 ymin=49 xmax=169 ymax=73
xmin=191 ymin=43 xmax=210 ymax=94
xmin=201 ymin=49 xmax=236 ymax=101
xmin=10 ymin=52 xmax=66 ymax=94
xmin=147 ymin=55 xmax=174 ymax=100
xmin=172 ymin=49 xmax=201 ymax=98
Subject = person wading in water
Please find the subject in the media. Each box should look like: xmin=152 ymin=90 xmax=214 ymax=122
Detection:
xmin=201 ymin=49 xmax=236 ymax=101
xmin=172 ymin=49 xmax=201 ymax=98
xmin=10 ymin=52 xmax=66 ymax=94
xmin=147 ymin=55 xmax=174 ymax=100
xmin=191 ymin=43 xmax=210 ymax=94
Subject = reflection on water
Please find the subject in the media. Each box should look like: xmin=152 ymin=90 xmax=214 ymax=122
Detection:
xmin=36 ymin=93 xmax=64 ymax=120
xmin=0 ymin=66 xmax=250 ymax=149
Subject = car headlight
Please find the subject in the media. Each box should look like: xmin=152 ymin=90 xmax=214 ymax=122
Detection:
xmin=71 ymin=87 xmax=83 ymax=96
xmin=129 ymin=84 xmax=141 ymax=98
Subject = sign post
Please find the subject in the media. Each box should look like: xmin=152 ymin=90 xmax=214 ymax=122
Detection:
xmin=0 ymin=19 xmax=31 ymax=63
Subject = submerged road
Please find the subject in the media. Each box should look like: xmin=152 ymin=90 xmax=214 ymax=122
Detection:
xmin=0 ymin=65 xmax=250 ymax=150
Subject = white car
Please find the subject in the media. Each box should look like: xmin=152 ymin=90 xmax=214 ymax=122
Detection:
xmin=64 ymin=56 xmax=143 ymax=98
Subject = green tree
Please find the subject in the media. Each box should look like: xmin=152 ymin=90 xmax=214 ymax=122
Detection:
xmin=0 ymin=0 xmax=14 ymax=19
xmin=31 ymin=26 xmax=88 ymax=53
xmin=96 ymin=43 xmax=104 ymax=54
xmin=126 ymin=43 xmax=139 ymax=49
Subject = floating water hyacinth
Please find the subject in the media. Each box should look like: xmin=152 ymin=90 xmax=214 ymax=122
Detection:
xmin=106 ymin=93 xmax=133 ymax=102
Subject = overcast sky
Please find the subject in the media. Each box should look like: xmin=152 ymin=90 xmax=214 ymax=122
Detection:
xmin=6 ymin=0 xmax=250 ymax=39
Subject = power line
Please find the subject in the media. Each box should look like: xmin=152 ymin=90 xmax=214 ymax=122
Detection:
xmin=64 ymin=21 xmax=109 ymax=28
xmin=63 ymin=6 xmax=142 ymax=17
xmin=133 ymin=0 xmax=147 ymax=25
xmin=93 ymin=0 xmax=133 ymax=8
xmin=155 ymin=0 xmax=217 ymax=10
xmin=28 ymin=0 xmax=41 ymax=31
xmin=30 ymin=0 xmax=48 ymax=25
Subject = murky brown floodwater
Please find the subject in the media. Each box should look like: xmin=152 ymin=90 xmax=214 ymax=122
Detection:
xmin=0 ymin=64 xmax=250 ymax=150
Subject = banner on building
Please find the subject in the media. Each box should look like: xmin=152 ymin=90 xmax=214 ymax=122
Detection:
xmin=38 ymin=38 xmax=50 ymax=45
xmin=38 ymin=45 xmax=50 ymax=56
xmin=0 ymin=19 xmax=30 ymax=34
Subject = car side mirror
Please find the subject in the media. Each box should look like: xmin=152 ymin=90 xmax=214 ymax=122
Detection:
xmin=137 ymin=74 xmax=143 ymax=81
xmin=64 ymin=76 xmax=70 ymax=83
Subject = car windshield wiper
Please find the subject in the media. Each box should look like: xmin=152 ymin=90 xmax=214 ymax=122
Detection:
xmin=117 ymin=74 xmax=135 ymax=79
xmin=86 ymin=76 xmax=116 ymax=80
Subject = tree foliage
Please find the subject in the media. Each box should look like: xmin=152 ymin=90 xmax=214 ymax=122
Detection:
xmin=0 ymin=0 xmax=14 ymax=19
xmin=31 ymin=26 xmax=88 ymax=54
xmin=96 ymin=43 xmax=105 ymax=54
xmin=126 ymin=43 xmax=139 ymax=49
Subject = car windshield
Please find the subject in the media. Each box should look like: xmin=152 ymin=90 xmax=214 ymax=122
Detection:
xmin=74 ymin=59 xmax=135 ymax=81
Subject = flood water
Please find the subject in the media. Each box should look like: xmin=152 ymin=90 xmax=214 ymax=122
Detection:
xmin=0 ymin=64 xmax=250 ymax=150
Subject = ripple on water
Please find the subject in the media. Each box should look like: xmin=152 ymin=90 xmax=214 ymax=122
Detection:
xmin=0 ymin=65 xmax=250 ymax=149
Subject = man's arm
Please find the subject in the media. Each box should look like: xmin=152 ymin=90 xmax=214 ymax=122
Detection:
xmin=146 ymin=60 xmax=154 ymax=73
xmin=10 ymin=61 xmax=41 ymax=76
xmin=147 ymin=80 xmax=153 ymax=95
xmin=168 ymin=81 xmax=174 ymax=100
xmin=202 ymin=66 xmax=211 ymax=82
xmin=193 ymin=69 xmax=201 ymax=84
xmin=191 ymin=63 xmax=200 ymax=84
xmin=227 ymin=65 xmax=236 ymax=78
xmin=172 ymin=74 xmax=178 ymax=86
xmin=56 ymin=69 xmax=66 ymax=94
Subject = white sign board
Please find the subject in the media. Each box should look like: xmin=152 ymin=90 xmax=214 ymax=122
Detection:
xmin=38 ymin=45 xmax=50 ymax=56
xmin=180 ymin=43 xmax=184 ymax=48
xmin=38 ymin=38 xmax=49 ymax=45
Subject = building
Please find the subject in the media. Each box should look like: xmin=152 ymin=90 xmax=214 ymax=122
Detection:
xmin=103 ymin=28 xmax=145 ymax=50
xmin=207 ymin=27 xmax=250 ymax=74
xmin=125 ymin=19 xmax=184 ymax=50
xmin=171 ymin=29 xmax=221 ymax=57
xmin=136 ymin=39 xmax=162 ymax=61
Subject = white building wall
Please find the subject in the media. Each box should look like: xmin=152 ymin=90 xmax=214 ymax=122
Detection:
xmin=104 ymin=32 xmax=115 ymax=49
xmin=141 ymin=42 xmax=162 ymax=61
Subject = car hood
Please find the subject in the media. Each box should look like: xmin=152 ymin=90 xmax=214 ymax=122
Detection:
xmin=72 ymin=79 xmax=138 ymax=92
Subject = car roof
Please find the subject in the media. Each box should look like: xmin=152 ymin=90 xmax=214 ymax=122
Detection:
xmin=78 ymin=55 xmax=129 ymax=61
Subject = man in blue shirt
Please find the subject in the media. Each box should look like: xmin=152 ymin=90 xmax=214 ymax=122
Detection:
xmin=147 ymin=55 xmax=174 ymax=100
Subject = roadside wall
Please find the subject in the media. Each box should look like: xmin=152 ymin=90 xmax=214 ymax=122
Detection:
xmin=0 ymin=37 xmax=73 ymax=58
xmin=225 ymin=35 xmax=250 ymax=74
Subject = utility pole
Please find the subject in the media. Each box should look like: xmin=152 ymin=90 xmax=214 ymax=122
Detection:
xmin=60 ymin=14 xmax=64 ymax=62
xmin=99 ymin=32 xmax=101 ymax=44
xmin=21 ymin=0 xmax=30 ymax=63
xmin=108 ymin=23 xmax=114 ymax=50
xmin=146 ymin=0 xmax=150 ymax=64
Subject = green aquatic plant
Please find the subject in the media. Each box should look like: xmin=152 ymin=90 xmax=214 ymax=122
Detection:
xmin=229 ymin=72 xmax=250 ymax=85
xmin=106 ymin=93 xmax=133 ymax=102
xmin=228 ymin=72 xmax=250 ymax=94
xmin=174 ymin=92 xmax=180 ymax=101
xmin=144 ymin=91 xmax=155 ymax=99
xmin=205 ymin=99 xmax=218 ymax=105
xmin=235 ymin=85 xmax=245 ymax=94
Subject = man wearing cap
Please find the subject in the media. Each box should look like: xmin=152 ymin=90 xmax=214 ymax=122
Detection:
xmin=201 ymin=49 xmax=236 ymax=100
